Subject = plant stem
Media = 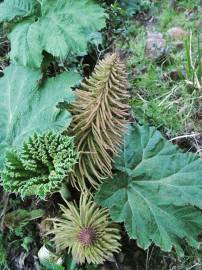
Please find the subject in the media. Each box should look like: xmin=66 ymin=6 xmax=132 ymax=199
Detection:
xmin=0 ymin=192 xmax=9 ymax=232
xmin=114 ymin=254 xmax=124 ymax=270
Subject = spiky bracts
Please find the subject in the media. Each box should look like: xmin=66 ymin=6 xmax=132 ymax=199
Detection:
xmin=3 ymin=132 xmax=78 ymax=199
xmin=49 ymin=194 xmax=121 ymax=265
xmin=69 ymin=53 xmax=129 ymax=188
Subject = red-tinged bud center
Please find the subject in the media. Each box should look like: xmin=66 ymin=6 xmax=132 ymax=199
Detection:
xmin=78 ymin=227 xmax=97 ymax=246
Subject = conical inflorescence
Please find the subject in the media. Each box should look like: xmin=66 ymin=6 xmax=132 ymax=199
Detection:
xmin=69 ymin=53 xmax=129 ymax=188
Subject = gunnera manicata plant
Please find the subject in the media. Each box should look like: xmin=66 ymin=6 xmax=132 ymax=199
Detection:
xmin=49 ymin=194 xmax=121 ymax=264
xmin=69 ymin=53 xmax=129 ymax=189
xmin=3 ymin=131 xmax=78 ymax=199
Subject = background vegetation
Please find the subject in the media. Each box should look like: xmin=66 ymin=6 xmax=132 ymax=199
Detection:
xmin=0 ymin=0 xmax=202 ymax=269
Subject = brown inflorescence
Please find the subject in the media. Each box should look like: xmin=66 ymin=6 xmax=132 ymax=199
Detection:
xmin=69 ymin=53 xmax=129 ymax=189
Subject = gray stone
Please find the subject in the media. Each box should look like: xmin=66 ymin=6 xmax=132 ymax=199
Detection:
xmin=167 ymin=27 xmax=188 ymax=40
xmin=145 ymin=32 xmax=166 ymax=59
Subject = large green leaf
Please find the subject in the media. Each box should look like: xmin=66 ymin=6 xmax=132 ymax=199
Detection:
xmin=119 ymin=0 xmax=151 ymax=15
xmin=9 ymin=19 xmax=42 ymax=68
xmin=0 ymin=64 xmax=81 ymax=169
xmin=0 ymin=0 xmax=37 ymax=23
xmin=7 ymin=0 xmax=106 ymax=68
xmin=96 ymin=124 xmax=202 ymax=255
xmin=39 ymin=0 xmax=106 ymax=58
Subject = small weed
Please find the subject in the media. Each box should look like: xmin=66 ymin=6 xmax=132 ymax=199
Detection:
xmin=183 ymin=32 xmax=202 ymax=91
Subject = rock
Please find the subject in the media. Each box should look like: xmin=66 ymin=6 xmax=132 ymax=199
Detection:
xmin=167 ymin=27 xmax=188 ymax=40
xmin=145 ymin=32 xmax=166 ymax=60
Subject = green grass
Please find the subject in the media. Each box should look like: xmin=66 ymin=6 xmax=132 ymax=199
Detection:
xmin=118 ymin=0 xmax=202 ymax=135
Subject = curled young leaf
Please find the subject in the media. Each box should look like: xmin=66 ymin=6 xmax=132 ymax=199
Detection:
xmin=3 ymin=132 xmax=79 ymax=198
xmin=0 ymin=65 xmax=81 ymax=169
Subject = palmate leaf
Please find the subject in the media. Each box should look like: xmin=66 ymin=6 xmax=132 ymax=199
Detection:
xmin=0 ymin=64 xmax=81 ymax=169
xmin=9 ymin=19 xmax=43 ymax=68
xmin=39 ymin=0 xmax=106 ymax=58
xmin=96 ymin=124 xmax=202 ymax=255
xmin=119 ymin=0 xmax=151 ymax=15
xmin=6 ymin=0 xmax=106 ymax=68
xmin=0 ymin=0 xmax=37 ymax=23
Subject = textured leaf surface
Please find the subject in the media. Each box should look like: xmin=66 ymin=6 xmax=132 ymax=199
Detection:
xmin=96 ymin=124 xmax=202 ymax=254
xmin=0 ymin=0 xmax=37 ymax=23
xmin=119 ymin=0 xmax=150 ymax=15
xmin=9 ymin=19 xmax=43 ymax=68
xmin=39 ymin=0 xmax=106 ymax=58
xmin=7 ymin=0 xmax=106 ymax=68
xmin=3 ymin=132 xmax=78 ymax=198
xmin=0 ymin=65 xmax=81 ymax=169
